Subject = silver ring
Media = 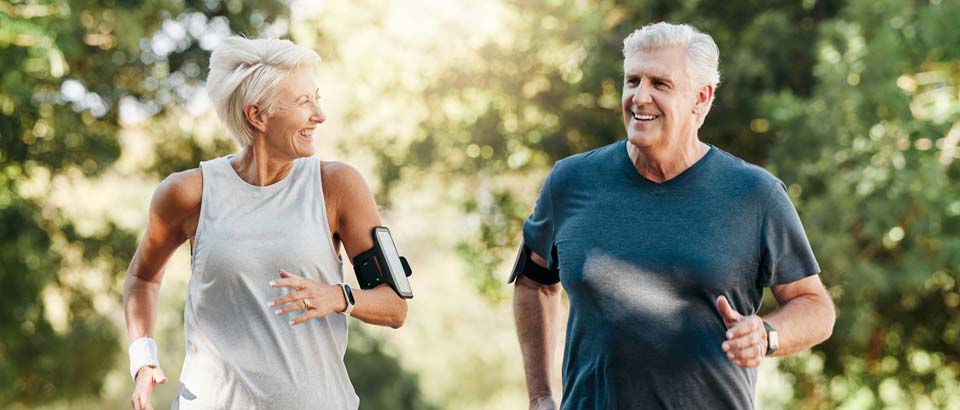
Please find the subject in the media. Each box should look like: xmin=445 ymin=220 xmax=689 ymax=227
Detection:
xmin=302 ymin=298 xmax=311 ymax=309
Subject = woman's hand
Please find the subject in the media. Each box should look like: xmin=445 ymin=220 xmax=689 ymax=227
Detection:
xmin=269 ymin=270 xmax=346 ymax=324
xmin=131 ymin=366 xmax=167 ymax=410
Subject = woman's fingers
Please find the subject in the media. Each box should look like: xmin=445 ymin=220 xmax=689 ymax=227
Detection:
xmin=153 ymin=367 xmax=167 ymax=384
xmin=270 ymin=289 xmax=311 ymax=310
xmin=289 ymin=308 xmax=325 ymax=325
xmin=131 ymin=366 xmax=165 ymax=409
xmin=269 ymin=277 xmax=305 ymax=291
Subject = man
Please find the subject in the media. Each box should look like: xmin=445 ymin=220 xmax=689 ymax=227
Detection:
xmin=511 ymin=22 xmax=835 ymax=409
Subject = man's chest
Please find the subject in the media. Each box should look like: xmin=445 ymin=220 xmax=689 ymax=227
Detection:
xmin=552 ymin=191 xmax=764 ymax=297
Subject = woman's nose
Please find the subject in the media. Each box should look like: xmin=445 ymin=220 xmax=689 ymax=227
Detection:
xmin=310 ymin=103 xmax=326 ymax=124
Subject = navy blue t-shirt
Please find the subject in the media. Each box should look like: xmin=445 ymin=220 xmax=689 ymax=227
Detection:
xmin=522 ymin=140 xmax=820 ymax=409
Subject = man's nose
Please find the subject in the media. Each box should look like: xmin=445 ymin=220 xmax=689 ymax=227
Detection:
xmin=632 ymin=83 xmax=653 ymax=106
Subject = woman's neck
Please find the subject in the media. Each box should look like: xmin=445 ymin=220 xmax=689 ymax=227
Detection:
xmin=230 ymin=141 xmax=295 ymax=187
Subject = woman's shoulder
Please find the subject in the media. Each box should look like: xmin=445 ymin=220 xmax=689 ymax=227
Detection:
xmin=152 ymin=168 xmax=203 ymax=214
xmin=319 ymin=161 xmax=370 ymax=193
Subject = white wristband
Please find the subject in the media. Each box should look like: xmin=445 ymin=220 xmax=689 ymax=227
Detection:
xmin=128 ymin=337 xmax=160 ymax=382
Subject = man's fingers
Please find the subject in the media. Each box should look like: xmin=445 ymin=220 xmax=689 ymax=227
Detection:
xmin=715 ymin=295 xmax=742 ymax=324
xmin=279 ymin=269 xmax=301 ymax=279
xmin=734 ymin=356 xmax=762 ymax=368
xmin=723 ymin=327 xmax=763 ymax=351
xmin=724 ymin=315 xmax=761 ymax=339
xmin=726 ymin=341 xmax=763 ymax=362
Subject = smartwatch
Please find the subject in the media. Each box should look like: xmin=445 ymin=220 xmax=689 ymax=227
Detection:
xmin=353 ymin=226 xmax=414 ymax=299
xmin=339 ymin=283 xmax=356 ymax=316
xmin=763 ymin=320 xmax=779 ymax=356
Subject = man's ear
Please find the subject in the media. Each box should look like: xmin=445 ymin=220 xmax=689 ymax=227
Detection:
xmin=692 ymin=83 xmax=714 ymax=114
xmin=243 ymin=103 xmax=268 ymax=133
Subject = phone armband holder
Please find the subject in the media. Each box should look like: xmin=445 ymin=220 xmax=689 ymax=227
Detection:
xmin=353 ymin=226 xmax=414 ymax=299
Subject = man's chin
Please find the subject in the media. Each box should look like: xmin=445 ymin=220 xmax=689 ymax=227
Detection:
xmin=626 ymin=133 xmax=659 ymax=149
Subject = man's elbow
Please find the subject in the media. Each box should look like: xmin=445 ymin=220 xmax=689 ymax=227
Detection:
xmin=817 ymin=294 xmax=837 ymax=344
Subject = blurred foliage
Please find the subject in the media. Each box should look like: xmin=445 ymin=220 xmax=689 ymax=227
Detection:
xmin=345 ymin=0 xmax=843 ymax=299
xmin=761 ymin=0 xmax=960 ymax=407
xmin=345 ymin=324 xmax=437 ymax=410
xmin=1 ymin=0 xmax=426 ymax=408
xmin=337 ymin=0 xmax=959 ymax=407
xmin=4 ymin=0 xmax=960 ymax=408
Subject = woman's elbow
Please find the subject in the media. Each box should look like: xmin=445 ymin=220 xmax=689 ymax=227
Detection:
xmin=388 ymin=299 xmax=408 ymax=329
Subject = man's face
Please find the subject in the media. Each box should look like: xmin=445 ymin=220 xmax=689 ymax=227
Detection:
xmin=262 ymin=67 xmax=326 ymax=159
xmin=621 ymin=46 xmax=705 ymax=149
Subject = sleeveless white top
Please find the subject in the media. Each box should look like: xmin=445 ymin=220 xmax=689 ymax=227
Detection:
xmin=174 ymin=155 xmax=358 ymax=410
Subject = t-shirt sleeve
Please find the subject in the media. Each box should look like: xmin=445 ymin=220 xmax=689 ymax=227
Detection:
xmin=759 ymin=181 xmax=821 ymax=287
xmin=522 ymin=164 xmax=561 ymax=272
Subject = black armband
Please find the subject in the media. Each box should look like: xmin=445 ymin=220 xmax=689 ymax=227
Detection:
xmin=507 ymin=244 xmax=560 ymax=285
xmin=352 ymin=226 xmax=413 ymax=299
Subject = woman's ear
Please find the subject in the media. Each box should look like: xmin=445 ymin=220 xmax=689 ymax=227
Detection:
xmin=243 ymin=104 xmax=268 ymax=133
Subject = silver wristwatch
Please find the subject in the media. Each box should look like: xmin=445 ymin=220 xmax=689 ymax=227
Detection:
xmin=763 ymin=320 xmax=779 ymax=356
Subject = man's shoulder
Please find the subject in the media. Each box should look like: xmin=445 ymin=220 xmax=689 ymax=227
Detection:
xmin=709 ymin=146 xmax=783 ymax=191
xmin=550 ymin=140 xmax=624 ymax=181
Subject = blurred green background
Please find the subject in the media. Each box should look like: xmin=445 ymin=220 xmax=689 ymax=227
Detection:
xmin=2 ymin=0 xmax=958 ymax=408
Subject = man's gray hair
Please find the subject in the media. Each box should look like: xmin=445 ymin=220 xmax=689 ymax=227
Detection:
xmin=623 ymin=22 xmax=720 ymax=115
xmin=206 ymin=36 xmax=321 ymax=148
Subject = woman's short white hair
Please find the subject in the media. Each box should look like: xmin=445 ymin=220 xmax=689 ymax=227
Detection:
xmin=206 ymin=36 xmax=321 ymax=148
xmin=622 ymin=22 xmax=720 ymax=120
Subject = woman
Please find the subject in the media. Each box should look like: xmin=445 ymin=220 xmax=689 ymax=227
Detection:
xmin=123 ymin=36 xmax=407 ymax=410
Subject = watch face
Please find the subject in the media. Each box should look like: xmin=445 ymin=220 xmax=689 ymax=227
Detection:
xmin=344 ymin=284 xmax=356 ymax=304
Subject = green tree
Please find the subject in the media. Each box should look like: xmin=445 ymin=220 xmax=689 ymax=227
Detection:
xmin=341 ymin=0 xmax=842 ymax=298
xmin=760 ymin=0 xmax=960 ymax=407
xmin=335 ymin=0 xmax=957 ymax=407
xmin=0 ymin=1 xmax=280 ymax=405
xmin=2 ymin=1 xmax=428 ymax=408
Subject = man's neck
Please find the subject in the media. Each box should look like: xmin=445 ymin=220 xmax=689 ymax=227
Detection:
xmin=627 ymin=137 xmax=709 ymax=183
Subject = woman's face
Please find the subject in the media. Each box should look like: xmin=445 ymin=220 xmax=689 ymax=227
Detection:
xmin=262 ymin=67 xmax=326 ymax=159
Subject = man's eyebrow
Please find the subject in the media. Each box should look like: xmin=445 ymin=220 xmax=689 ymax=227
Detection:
xmin=647 ymin=72 xmax=674 ymax=82
xmin=624 ymin=72 xmax=673 ymax=83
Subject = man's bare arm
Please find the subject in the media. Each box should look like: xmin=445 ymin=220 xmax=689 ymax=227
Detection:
xmin=765 ymin=274 xmax=836 ymax=356
xmin=514 ymin=252 xmax=562 ymax=409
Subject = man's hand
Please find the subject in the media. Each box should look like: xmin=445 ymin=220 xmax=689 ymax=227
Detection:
xmin=530 ymin=394 xmax=558 ymax=410
xmin=716 ymin=295 xmax=767 ymax=368
xmin=131 ymin=366 xmax=167 ymax=410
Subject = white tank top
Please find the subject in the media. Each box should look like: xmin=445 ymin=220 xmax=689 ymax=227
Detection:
xmin=174 ymin=155 xmax=358 ymax=410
